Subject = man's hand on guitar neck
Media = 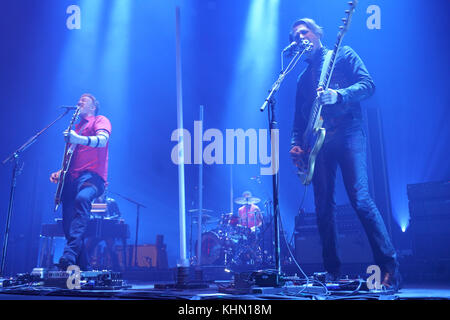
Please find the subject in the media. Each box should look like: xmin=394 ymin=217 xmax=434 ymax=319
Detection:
xmin=50 ymin=170 xmax=62 ymax=184
xmin=317 ymin=86 xmax=340 ymax=105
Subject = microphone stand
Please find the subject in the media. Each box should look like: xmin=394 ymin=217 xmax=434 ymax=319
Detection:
xmin=108 ymin=190 xmax=147 ymax=269
xmin=259 ymin=44 xmax=310 ymax=279
xmin=0 ymin=109 xmax=71 ymax=276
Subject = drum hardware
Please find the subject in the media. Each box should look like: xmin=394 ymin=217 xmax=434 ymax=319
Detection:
xmin=187 ymin=209 xmax=218 ymax=263
xmin=192 ymin=213 xmax=271 ymax=267
xmin=188 ymin=190 xmax=276 ymax=268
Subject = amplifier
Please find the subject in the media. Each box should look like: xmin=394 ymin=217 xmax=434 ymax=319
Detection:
xmin=407 ymin=181 xmax=450 ymax=261
xmin=407 ymin=180 xmax=450 ymax=201
xmin=295 ymin=205 xmax=365 ymax=232
xmin=409 ymin=199 xmax=450 ymax=219
xmin=294 ymin=204 xmax=372 ymax=264
xmin=116 ymin=243 xmax=168 ymax=269
xmin=412 ymin=233 xmax=450 ymax=261
xmin=295 ymin=231 xmax=372 ymax=264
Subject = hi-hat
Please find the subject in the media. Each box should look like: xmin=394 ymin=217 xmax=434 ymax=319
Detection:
xmin=234 ymin=196 xmax=261 ymax=205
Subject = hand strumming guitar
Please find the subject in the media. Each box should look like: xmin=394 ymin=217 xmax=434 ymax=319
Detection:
xmin=290 ymin=146 xmax=305 ymax=168
xmin=50 ymin=170 xmax=62 ymax=184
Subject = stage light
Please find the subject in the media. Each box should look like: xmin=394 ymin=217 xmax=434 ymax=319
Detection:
xmin=399 ymin=218 xmax=409 ymax=233
xmin=226 ymin=0 xmax=280 ymax=125
xmin=53 ymin=0 xmax=104 ymax=99
xmin=98 ymin=0 xmax=132 ymax=113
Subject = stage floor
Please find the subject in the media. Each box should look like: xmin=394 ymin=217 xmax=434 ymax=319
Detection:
xmin=0 ymin=281 xmax=449 ymax=300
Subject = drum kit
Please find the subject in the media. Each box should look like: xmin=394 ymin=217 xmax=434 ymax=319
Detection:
xmin=189 ymin=195 xmax=274 ymax=267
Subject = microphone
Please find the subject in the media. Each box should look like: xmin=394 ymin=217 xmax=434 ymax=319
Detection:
xmin=282 ymin=41 xmax=298 ymax=52
xmin=59 ymin=106 xmax=78 ymax=110
xmin=299 ymin=39 xmax=313 ymax=51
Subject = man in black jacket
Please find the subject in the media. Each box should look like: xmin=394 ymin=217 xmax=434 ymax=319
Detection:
xmin=289 ymin=18 xmax=399 ymax=290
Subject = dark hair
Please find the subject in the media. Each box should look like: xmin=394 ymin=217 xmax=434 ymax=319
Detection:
xmin=289 ymin=18 xmax=323 ymax=42
xmin=81 ymin=93 xmax=100 ymax=115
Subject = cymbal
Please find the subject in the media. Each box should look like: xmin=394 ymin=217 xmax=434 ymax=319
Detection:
xmin=192 ymin=215 xmax=219 ymax=224
xmin=193 ymin=219 xmax=219 ymax=225
xmin=191 ymin=214 xmax=219 ymax=224
xmin=188 ymin=208 xmax=214 ymax=213
xmin=234 ymin=196 xmax=261 ymax=205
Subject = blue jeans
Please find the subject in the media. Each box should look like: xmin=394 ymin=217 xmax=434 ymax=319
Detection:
xmin=312 ymin=123 xmax=397 ymax=275
xmin=60 ymin=171 xmax=105 ymax=269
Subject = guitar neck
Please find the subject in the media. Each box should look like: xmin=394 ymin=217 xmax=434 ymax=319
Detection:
xmin=321 ymin=1 xmax=358 ymax=90
xmin=302 ymin=1 xmax=358 ymax=145
xmin=321 ymin=34 xmax=345 ymax=91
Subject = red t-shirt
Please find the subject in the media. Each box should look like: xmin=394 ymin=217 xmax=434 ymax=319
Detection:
xmin=69 ymin=115 xmax=112 ymax=182
xmin=238 ymin=204 xmax=262 ymax=229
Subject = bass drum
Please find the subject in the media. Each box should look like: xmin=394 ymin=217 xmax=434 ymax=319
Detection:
xmin=195 ymin=231 xmax=224 ymax=265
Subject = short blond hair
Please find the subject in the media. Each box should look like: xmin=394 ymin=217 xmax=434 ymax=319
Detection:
xmin=81 ymin=93 xmax=100 ymax=115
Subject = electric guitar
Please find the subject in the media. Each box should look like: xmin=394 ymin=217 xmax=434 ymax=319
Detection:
xmin=54 ymin=107 xmax=81 ymax=211
xmin=296 ymin=0 xmax=358 ymax=185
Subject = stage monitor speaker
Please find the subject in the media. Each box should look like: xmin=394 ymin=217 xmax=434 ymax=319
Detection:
xmin=407 ymin=181 xmax=450 ymax=201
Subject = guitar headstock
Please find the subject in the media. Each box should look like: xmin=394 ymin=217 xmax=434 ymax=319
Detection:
xmin=338 ymin=1 xmax=358 ymax=37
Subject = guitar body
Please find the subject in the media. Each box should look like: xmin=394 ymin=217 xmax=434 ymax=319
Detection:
xmin=297 ymin=126 xmax=326 ymax=186
xmin=54 ymin=144 xmax=76 ymax=211
xmin=295 ymin=1 xmax=358 ymax=185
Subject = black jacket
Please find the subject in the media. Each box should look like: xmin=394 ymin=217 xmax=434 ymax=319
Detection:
xmin=291 ymin=45 xmax=375 ymax=147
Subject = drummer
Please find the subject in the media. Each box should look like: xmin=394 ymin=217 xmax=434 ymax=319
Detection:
xmin=237 ymin=191 xmax=263 ymax=231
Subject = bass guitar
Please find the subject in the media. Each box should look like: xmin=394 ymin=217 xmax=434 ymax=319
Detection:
xmin=296 ymin=0 xmax=358 ymax=185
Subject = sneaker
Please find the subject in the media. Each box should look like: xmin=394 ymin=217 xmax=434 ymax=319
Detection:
xmin=314 ymin=271 xmax=340 ymax=283
xmin=324 ymin=272 xmax=340 ymax=283
xmin=381 ymin=271 xmax=402 ymax=293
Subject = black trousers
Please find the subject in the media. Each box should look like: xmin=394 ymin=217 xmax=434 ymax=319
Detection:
xmin=60 ymin=171 xmax=105 ymax=269
xmin=312 ymin=123 xmax=398 ymax=275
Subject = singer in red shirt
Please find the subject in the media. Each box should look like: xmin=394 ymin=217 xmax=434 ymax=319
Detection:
xmin=50 ymin=93 xmax=111 ymax=271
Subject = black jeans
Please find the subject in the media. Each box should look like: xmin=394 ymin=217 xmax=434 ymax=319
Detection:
xmin=312 ymin=123 xmax=397 ymax=275
xmin=60 ymin=171 xmax=105 ymax=269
